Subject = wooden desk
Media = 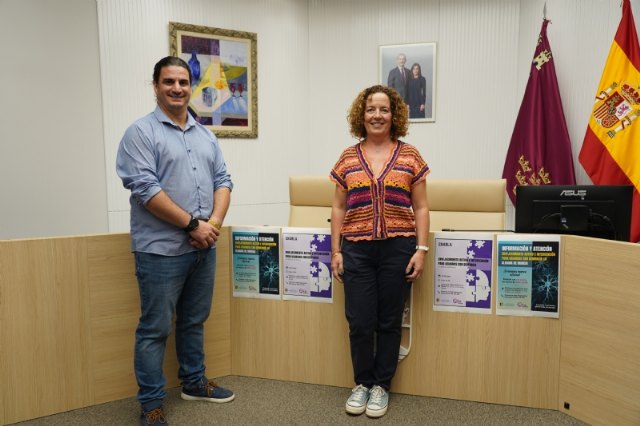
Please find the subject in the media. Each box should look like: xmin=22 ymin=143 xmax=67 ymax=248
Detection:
xmin=1 ymin=231 xmax=638 ymax=425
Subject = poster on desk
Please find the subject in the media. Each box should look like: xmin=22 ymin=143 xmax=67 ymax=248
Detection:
xmin=496 ymin=234 xmax=560 ymax=318
xmin=281 ymin=227 xmax=333 ymax=303
xmin=433 ymin=232 xmax=493 ymax=314
xmin=231 ymin=226 xmax=281 ymax=299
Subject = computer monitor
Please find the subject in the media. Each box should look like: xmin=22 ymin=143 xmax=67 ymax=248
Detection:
xmin=515 ymin=185 xmax=633 ymax=242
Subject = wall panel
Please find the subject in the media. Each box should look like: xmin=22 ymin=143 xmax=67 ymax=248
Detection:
xmin=0 ymin=231 xmax=231 ymax=424
xmin=97 ymin=0 xmax=311 ymax=232
xmin=231 ymin=234 xmax=562 ymax=409
xmin=0 ymin=238 xmax=93 ymax=422
xmin=559 ymin=237 xmax=640 ymax=426
xmin=4 ymin=1 xmax=640 ymax=239
xmin=0 ymin=0 xmax=107 ymax=240
xmin=2 ymin=231 xmax=639 ymax=424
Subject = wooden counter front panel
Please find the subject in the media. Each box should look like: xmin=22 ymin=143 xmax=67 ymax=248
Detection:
xmin=0 ymin=237 xmax=93 ymax=422
xmin=559 ymin=236 xmax=640 ymax=426
xmin=0 ymin=232 xmax=231 ymax=424
xmin=395 ymin=283 xmax=560 ymax=408
xmin=6 ymin=231 xmax=637 ymax=423
xmin=231 ymin=234 xmax=561 ymax=409
xmin=87 ymin=233 xmax=231 ymax=405
xmin=231 ymin=285 xmax=353 ymax=387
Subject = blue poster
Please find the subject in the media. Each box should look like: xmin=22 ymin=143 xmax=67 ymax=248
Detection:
xmin=496 ymin=235 xmax=560 ymax=318
xmin=232 ymin=226 xmax=281 ymax=299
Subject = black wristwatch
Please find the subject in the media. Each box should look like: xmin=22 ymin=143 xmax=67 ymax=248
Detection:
xmin=183 ymin=216 xmax=200 ymax=233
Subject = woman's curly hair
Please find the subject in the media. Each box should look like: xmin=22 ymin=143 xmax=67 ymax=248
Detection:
xmin=347 ymin=85 xmax=409 ymax=141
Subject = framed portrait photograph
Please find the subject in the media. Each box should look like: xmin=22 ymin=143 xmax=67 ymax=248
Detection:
xmin=379 ymin=42 xmax=436 ymax=123
xmin=169 ymin=22 xmax=258 ymax=138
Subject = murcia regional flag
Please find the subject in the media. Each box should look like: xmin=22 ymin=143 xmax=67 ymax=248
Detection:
xmin=502 ymin=19 xmax=576 ymax=205
xmin=579 ymin=0 xmax=640 ymax=242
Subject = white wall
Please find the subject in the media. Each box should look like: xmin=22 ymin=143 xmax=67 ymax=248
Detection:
xmin=307 ymin=0 xmax=629 ymax=228
xmin=1 ymin=0 xmax=637 ymax=239
xmin=308 ymin=0 xmax=520 ymax=179
xmin=97 ymin=0 xmax=311 ymax=232
xmin=0 ymin=0 xmax=107 ymax=239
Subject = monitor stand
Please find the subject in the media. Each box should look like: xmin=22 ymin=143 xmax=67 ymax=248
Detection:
xmin=560 ymin=204 xmax=590 ymax=232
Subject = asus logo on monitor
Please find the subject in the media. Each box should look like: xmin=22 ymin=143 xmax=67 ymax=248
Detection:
xmin=559 ymin=189 xmax=587 ymax=197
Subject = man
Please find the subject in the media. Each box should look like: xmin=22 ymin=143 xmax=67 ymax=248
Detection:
xmin=386 ymin=53 xmax=410 ymax=101
xmin=116 ymin=56 xmax=234 ymax=426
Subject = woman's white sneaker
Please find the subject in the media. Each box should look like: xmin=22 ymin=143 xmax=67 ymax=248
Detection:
xmin=345 ymin=384 xmax=370 ymax=415
xmin=365 ymin=385 xmax=388 ymax=418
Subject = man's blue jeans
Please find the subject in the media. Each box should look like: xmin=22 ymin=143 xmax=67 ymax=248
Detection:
xmin=133 ymin=249 xmax=216 ymax=411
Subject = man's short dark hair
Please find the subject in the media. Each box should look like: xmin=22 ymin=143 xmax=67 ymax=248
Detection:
xmin=153 ymin=56 xmax=192 ymax=84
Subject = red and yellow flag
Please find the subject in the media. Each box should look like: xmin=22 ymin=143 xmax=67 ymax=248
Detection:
xmin=579 ymin=0 xmax=640 ymax=242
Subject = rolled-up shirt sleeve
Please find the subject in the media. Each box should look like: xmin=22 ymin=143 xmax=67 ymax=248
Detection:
xmin=116 ymin=123 xmax=162 ymax=205
xmin=211 ymin=140 xmax=233 ymax=192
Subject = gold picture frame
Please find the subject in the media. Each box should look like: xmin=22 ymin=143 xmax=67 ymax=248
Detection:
xmin=169 ymin=22 xmax=258 ymax=138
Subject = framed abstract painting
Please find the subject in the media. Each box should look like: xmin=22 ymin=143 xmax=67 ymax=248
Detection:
xmin=170 ymin=22 xmax=258 ymax=138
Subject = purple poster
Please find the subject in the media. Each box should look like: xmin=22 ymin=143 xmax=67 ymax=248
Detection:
xmin=433 ymin=232 xmax=494 ymax=314
xmin=282 ymin=227 xmax=333 ymax=303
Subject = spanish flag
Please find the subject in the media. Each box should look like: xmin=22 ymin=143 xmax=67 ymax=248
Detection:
xmin=502 ymin=19 xmax=576 ymax=205
xmin=579 ymin=0 xmax=640 ymax=242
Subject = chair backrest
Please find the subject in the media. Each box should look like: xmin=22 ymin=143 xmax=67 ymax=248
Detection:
xmin=288 ymin=176 xmax=334 ymax=227
xmin=426 ymin=179 xmax=506 ymax=231
xmin=288 ymin=176 xmax=507 ymax=231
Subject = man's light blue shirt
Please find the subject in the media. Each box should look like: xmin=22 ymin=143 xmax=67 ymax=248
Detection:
xmin=116 ymin=106 xmax=233 ymax=255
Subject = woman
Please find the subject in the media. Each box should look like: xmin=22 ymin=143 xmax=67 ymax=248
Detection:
xmin=407 ymin=63 xmax=427 ymax=119
xmin=330 ymin=85 xmax=430 ymax=418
